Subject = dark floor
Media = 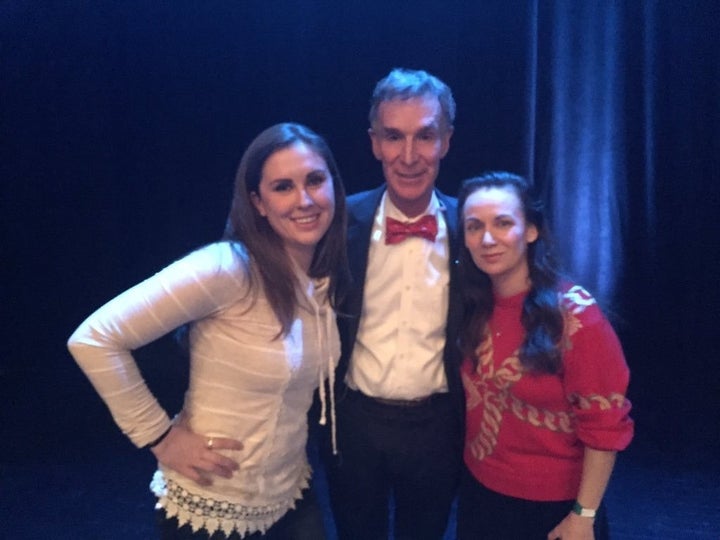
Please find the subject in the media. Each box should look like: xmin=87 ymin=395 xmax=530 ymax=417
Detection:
xmin=3 ymin=427 xmax=719 ymax=539
xmin=3 ymin=352 xmax=719 ymax=539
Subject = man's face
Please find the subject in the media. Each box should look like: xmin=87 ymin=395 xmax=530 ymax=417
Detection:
xmin=370 ymin=95 xmax=452 ymax=218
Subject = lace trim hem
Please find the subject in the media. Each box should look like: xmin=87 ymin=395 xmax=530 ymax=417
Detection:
xmin=151 ymin=470 xmax=310 ymax=537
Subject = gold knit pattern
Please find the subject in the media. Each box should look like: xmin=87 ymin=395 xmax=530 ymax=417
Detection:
xmin=466 ymin=286 xmax=620 ymax=462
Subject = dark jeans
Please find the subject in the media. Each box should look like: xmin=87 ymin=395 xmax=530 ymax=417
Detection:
xmin=457 ymin=466 xmax=609 ymax=540
xmin=155 ymin=487 xmax=326 ymax=540
xmin=325 ymin=388 xmax=462 ymax=540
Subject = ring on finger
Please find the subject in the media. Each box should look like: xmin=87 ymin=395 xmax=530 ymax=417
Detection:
xmin=206 ymin=437 xmax=214 ymax=450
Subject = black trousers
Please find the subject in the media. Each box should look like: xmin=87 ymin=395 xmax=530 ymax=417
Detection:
xmin=325 ymin=388 xmax=462 ymax=540
xmin=155 ymin=487 xmax=326 ymax=540
xmin=457 ymin=466 xmax=609 ymax=540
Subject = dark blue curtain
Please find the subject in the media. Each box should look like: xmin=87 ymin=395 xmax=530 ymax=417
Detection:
xmin=534 ymin=1 xmax=628 ymax=305
xmin=528 ymin=0 xmax=719 ymax=444
xmin=2 ymin=0 xmax=718 ymax=459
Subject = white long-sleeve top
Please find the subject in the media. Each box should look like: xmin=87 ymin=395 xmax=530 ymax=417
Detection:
xmin=67 ymin=242 xmax=339 ymax=537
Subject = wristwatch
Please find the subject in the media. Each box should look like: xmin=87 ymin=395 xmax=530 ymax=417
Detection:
xmin=572 ymin=501 xmax=597 ymax=518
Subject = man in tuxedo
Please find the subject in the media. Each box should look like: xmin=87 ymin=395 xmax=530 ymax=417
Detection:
xmin=325 ymin=68 xmax=464 ymax=540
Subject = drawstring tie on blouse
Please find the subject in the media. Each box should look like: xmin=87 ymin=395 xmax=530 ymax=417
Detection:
xmin=305 ymin=276 xmax=338 ymax=457
xmin=315 ymin=305 xmax=337 ymax=455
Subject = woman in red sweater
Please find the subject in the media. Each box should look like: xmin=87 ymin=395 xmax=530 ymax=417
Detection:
xmin=456 ymin=171 xmax=634 ymax=539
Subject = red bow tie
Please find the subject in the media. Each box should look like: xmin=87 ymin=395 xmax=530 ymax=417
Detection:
xmin=385 ymin=215 xmax=438 ymax=245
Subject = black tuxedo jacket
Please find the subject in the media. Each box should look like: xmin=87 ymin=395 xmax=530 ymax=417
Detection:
xmin=336 ymin=185 xmax=465 ymax=422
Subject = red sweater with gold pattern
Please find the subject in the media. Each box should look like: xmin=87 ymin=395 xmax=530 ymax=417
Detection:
xmin=462 ymin=283 xmax=634 ymax=501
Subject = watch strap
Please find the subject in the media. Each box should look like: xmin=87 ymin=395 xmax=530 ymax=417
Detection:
xmin=572 ymin=501 xmax=597 ymax=518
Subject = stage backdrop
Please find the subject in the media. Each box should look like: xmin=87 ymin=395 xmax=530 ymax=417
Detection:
xmin=2 ymin=0 xmax=718 ymax=460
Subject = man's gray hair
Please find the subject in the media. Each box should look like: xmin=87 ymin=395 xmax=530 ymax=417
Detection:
xmin=369 ymin=68 xmax=456 ymax=131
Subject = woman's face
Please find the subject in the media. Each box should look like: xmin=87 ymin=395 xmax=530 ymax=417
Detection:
xmin=251 ymin=142 xmax=335 ymax=271
xmin=462 ymin=186 xmax=538 ymax=295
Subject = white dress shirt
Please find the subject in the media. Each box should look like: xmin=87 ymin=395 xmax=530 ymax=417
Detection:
xmin=345 ymin=192 xmax=450 ymax=400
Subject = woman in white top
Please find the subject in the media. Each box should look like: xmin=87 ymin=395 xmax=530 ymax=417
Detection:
xmin=67 ymin=123 xmax=350 ymax=539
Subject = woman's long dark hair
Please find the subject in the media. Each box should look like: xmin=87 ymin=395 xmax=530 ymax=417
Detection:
xmin=457 ymin=171 xmax=565 ymax=374
xmin=223 ymin=122 xmax=350 ymax=336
